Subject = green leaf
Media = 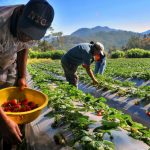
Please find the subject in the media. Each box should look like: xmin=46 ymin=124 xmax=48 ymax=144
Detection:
xmin=81 ymin=136 xmax=93 ymax=142
xmin=103 ymin=140 xmax=115 ymax=149
xmin=102 ymin=120 xmax=119 ymax=129
xmin=131 ymin=122 xmax=144 ymax=129
xmin=44 ymin=111 xmax=55 ymax=118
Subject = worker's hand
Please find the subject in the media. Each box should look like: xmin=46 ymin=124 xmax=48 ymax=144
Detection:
xmin=82 ymin=64 xmax=87 ymax=68
xmin=82 ymin=64 xmax=90 ymax=69
xmin=18 ymin=77 xmax=27 ymax=91
xmin=0 ymin=117 xmax=22 ymax=144
xmin=93 ymin=79 xmax=99 ymax=85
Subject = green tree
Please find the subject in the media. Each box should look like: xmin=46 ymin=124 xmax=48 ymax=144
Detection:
xmin=126 ymin=36 xmax=142 ymax=49
xmin=41 ymin=27 xmax=55 ymax=51
xmin=52 ymin=32 xmax=64 ymax=49
xmin=142 ymin=36 xmax=150 ymax=50
xmin=38 ymin=40 xmax=54 ymax=52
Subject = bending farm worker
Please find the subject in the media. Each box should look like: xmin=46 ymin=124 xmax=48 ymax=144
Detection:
xmin=0 ymin=0 xmax=54 ymax=148
xmin=61 ymin=42 xmax=102 ymax=87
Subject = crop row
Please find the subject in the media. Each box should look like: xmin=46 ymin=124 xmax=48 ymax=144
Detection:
xmin=27 ymin=60 xmax=150 ymax=149
xmin=29 ymin=60 xmax=150 ymax=105
xmin=105 ymin=58 xmax=150 ymax=80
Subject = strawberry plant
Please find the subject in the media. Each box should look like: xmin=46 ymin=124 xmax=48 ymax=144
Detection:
xmin=27 ymin=59 xmax=150 ymax=148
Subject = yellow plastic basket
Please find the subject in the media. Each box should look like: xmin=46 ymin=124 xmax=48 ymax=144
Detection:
xmin=0 ymin=87 xmax=48 ymax=124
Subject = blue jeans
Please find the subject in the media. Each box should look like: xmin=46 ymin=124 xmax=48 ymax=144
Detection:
xmin=94 ymin=59 xmax=106 ymax=75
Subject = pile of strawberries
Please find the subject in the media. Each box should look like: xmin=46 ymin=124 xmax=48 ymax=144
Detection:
xmin=2 ymin=98 xmax=38 ymax=112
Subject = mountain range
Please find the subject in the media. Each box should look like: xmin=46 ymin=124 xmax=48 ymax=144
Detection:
xmin=142 ymin=30 xmax=150 ymax=35
xmin=71 ymin=26 xmax=122 ymax=36
xmin=49 ymin=26 xmax=149 ymax=51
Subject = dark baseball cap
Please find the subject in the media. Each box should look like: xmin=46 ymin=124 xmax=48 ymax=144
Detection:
xmin=18 ymin=0 xmax=54 ymax=40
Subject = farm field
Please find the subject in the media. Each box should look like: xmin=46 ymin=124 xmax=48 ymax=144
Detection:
xmin=26 ymin=58 xmax=150 ymax=150
xmin=28 ymin=58 xmax=150 ymax=102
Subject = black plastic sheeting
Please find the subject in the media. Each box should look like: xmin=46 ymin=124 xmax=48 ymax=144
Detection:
xmin=25 ymin=73 xmax=150 ymax=150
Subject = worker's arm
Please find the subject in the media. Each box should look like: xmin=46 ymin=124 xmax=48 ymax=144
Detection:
xmin=82 ymin=64 xmax=98 ymax=84
xmin=0 ymin=107 xmax=22 ymax=143
xmin=17 ymin=48 xmax=28 ymax=90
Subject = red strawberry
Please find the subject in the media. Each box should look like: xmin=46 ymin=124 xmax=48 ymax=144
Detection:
xmin=28 ymin=102 xmax=38 ymax=109
xmin=21 ymin=100 xmax=28 ymax=106
xmin=4 ymin=107 xmax=11 ymax=112
xmin=2 ymin=102 xmax=8 ymax=107
xmin=15 ymin=104 xmax=21 ymax=109
xmin=10 ymin=99 xmax=18 ymax=105
xmin=147 ymin=112 xmax=150 ymax=117
xmin=20 ymin=107 xmax=26 ymax=112
xmin=97 ymin=111 xmax=102 ymax=116
xmin=25 ymin=105 xmax=31 ymax=111
xmin=24 ymin=98 xmax=28 ymax=102
xmin=96 ymin=110 xmax=104 ymax=116
xmin=7 ymin=102 xmax=12 ymax=107
xmin=13 ymin=108 xmax=19 ymax=112
xmin=28 ymin=102 xmax=34 ymax=106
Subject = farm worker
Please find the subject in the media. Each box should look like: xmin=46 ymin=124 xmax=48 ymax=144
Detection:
xmin=91 ymin=42 xmax=106 ymax=75
xmin=0 ymin=0 xmax=54 ymax=148
xmin=61 ymin=42 xmax=102 ymax=87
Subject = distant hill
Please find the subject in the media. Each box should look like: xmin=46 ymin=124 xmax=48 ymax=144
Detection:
xmin=142 ymin=30 xmax=150 ymax=35
xmin=48 ymin=26 xmax=141 ymax=51
xmin=71 ymin=26 xmax=118 ymax=37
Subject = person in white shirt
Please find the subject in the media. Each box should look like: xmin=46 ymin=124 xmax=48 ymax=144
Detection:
xmin=93 ymin=42 xmax=106 ymax=75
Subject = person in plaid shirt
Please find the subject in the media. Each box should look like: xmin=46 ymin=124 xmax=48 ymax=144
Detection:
xmin=0 ymin=0 xmax=54 ymax=149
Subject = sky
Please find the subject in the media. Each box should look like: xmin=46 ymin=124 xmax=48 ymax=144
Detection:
xmin=1 ymin=0 xmax=150 ymax=35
